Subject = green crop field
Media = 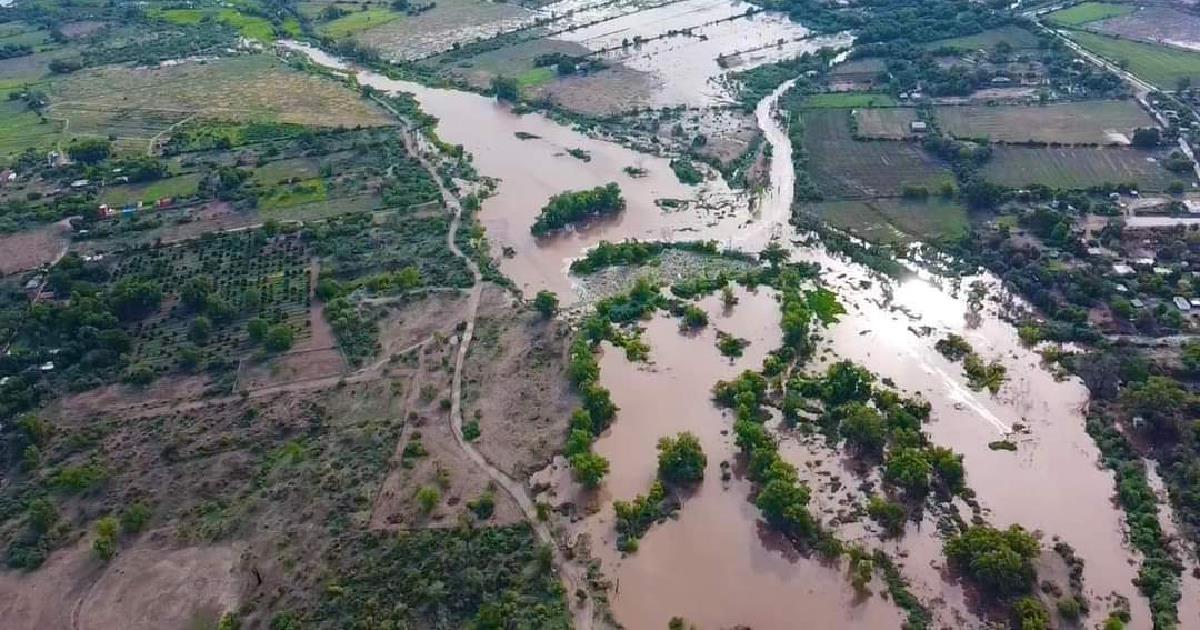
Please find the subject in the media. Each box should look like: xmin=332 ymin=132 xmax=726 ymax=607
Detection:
xmin=100 ymin=173 xmax=203 ymax=207
xmin=805 ymin=197 xmax=968 ymax=243
xmin=854 ymin=108 xmax=920 ymax=139
xmin=151 ymin=8 xmax=275 ymax=40
xmin=981 ymin=145 xmax=1191 ymax=191
xmin=1046 ymin=2 xmax=1134 ymax=26
xmin=0 ymin=101 xmax=62 ymax=161
xmin=1066 ymin=30 xmax=1200 ymax=90
xmin=803 ymin=92 xmax=898 ymax=109
xmin=802 ymin=109 xmax=954 ymax=199
xmin=935 ymin=101 xmax=1155 ymax=144
xmin=317 ymin=9 xmax=404 ymax=38
xmin=45 ymin=55 xmax=394 ymax=152
xmin=923 ymin=25 xmax=1041 ymax=51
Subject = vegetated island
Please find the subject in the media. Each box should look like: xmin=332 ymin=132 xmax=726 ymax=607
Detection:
xmin=530 ymin=182 xmax=625 ymax=237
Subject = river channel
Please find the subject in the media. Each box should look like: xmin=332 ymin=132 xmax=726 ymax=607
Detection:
xmin=283 ymin=26 xmax=1156 ymax=628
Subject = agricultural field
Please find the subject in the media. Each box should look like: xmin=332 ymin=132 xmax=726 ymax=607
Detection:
xmin=980 ymin=145 xmax=1192 ymax=191
xmin=316 ymin=9 xmax=405 ymax=38
xmin=1045 ymin=2 xmax=1134 ymax=27
xmin=352 ymin=0 xmax=532 ymax=60
xmin=935 ymin=100 xmax=1155 ymax=145
xmin=802 ymin=92 xmax=898 ymax=109
xmin=440 ymin=37 xmax=589 ymax=89
xmin=100 ymin=174 xmax=203 ymax=208
xmin=801 ymin=109 xmax=954 ymax=199
xmin=1065 ymin=30 xmax=1200 ymax=90
xmin=109 ymin=230 xmax=313 ymax=371
xmin=43 ymin=55 xmax=394 ymax=152
xmin=1089 ymin=6 xmax=1200 ymax=53
xmin=0 ymin=100 xmax=61 ymax=158
xmin=149 ymin=7 xmax=275 ymax=40
xmin=853 ymin=108 xmax=920 ymax=139
xmin=922 ymin=25 xmax=1042 ymax=51
xmin=804 ymin=197 xmax=969 ymax=243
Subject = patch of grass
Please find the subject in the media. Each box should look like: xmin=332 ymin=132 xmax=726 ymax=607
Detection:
xmin=803 ymin=92 xmax=898 ymax=109
xmin=152 ymin=9 xmax=206 ymax=25
xmin=922 ymin=25 xmax=1041 ymax=51
xmin=981 ymin=145 xmax=1190 ymax=191
xmin=801 ymin=109 xmax=954 ymax=199
xmin=1046 ymin=2 xmax=1134 ymax=27
xmin=806 ymin=197 xmax=967 ymax=243
xmin=517 ymin=66 xmax=554 ymax=88
xmin=258 ymin=178 xmax=328 ymax=211
xmin=318 ymin=9 xmax=404 ymax=39
xmin=1065 ymin=30 xmax=1200 ymax=90
xmin=217 ymin=10 xmax=275 ymax=41
xmin=935 ymin=101 xmax=1154 ymax=144
xmin=100 ymin=173 xmax=203 ymax=207
xmin=0 ymin=101 xmax=61 ymax=161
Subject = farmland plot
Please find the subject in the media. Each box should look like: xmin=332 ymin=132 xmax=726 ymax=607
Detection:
xmin=981 ymin=145 xmax=1192 ymax=191
xmin=1091 ymin=6 xmax=1200 ymax=53
xmin=1065 ymin=30 xmax=1200 ymax=90
xmin=853 ymin=108 xmax=920 ymax=139
xmin=802 ymin=109 xmax=953 ymax=199
xmin=46 ymin=55 xmax=394 ymax=151
xmin=935 ymin=101 xmax=1155 ymax=145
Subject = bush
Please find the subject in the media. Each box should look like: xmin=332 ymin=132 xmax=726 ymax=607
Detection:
xmin=416 ymin=486 xmax=441 ymax=514
xmin=570 ymin=451 xmax=610 ymax=488
xmin=93 ymin=516 xmax=119 ymax=561
xmin=944 ymin=524 xmax=1040 ymax=596
xmin=1013 ymin=596 xmax=1050 ymax=630
xmin=533 ymin=290 xmax=558 ymax=318
xmin=867 ymin=496 xmax=906 ymax=536
xmin=656 ymin=432 xmax=707 ymax=485
xmin=121 ymin=502 xmax=152 ymax=533
xmin=265 ymin=324 xmax=295 ymax=352
xmin=247 ymin=317 xmax=269 ymax=342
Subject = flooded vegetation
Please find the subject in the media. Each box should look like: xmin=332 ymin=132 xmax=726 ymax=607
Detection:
xmin=7 ymin=0 xmax=1195 ymax=627
xmin=287 ymin=10 xmax=1160 ymax=622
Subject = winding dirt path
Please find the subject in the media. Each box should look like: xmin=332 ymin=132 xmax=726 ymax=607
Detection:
xmin=387 ymin=108 xmax=595 ymax=628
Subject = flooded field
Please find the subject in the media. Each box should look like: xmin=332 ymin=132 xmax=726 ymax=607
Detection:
xmin=553 ymin=0 xmax=850 ymax=106
xmin=286 ymin=8 xmax=1157 ymax=622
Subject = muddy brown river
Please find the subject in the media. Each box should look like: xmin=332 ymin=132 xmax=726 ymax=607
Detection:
xmin=285 ymin=29 xmax=1157 ymax=628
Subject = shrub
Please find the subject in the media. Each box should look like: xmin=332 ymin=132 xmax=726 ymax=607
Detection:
xmin=121 ymin=502 xmax=152 ymax=533
xmin=656 ymin=432 xmax=707 ymax=485
xmin=944 ymin=524 xmax=1040 ymax=595
xmin=93 ymin=516 xmax=119 ymax=561
xmin=533 ymin=290 xmax=558 ymax=318
xmin=570 ymin=451 xmax=610 ymax=488
xmin=416 ymin=486 xmax=441 ymax=514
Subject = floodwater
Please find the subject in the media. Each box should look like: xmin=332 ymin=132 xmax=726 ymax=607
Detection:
xmin=554 ymin=0 xmax=851 ymax=106
xmin=281 ymin=41 xmax=748 ymax=299
xmin=289 ymin=15 xmax=1158 ymax=626
xmin=573 ymin=287 xmax=905 ymax=628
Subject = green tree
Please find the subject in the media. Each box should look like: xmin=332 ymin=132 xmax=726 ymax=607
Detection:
xmin=1013 ymin=596 xmax=1050 ymax=630
xmin=565 ymin=428 xmax=593 ymax=457
xmin=265 ymin=324 xmax=295 ymax=352
xmin=109 ymin=278 xmax=162 ymax=321
xmin=944 ymin=524 xmax=1040 ymax=595
xmin=839 ymin=403 xmax=887 ymax=454
xmin=93 ymin=516 xmax=119 ymax=561
xmin=533 ymin=290 xmax=559 ymax=318
xmin=188 ymin=316 xmax=213 ymax=345
xmin=656 ymin=432 xmax=707 ymax=485
xmin=1121 ymin=375 xmax=1189 ymax=433
xmin=492 ymin=76 xmax=520 ymax=102
xmin=67 ymin=138 xmax=111 ymax=163
xmin=756 ymin=478 xmax=815 ymax=538
xmin=1131 ymin=127 xmax=1161 ymax=148
xmin=570 ymin=451 xmax=610 ymax=488
xmin=120 ymin=502 xmax=152 ymax=533
xmin=884 ymin=448 xmax=931 ymax=495
xmin=867 ymin=496 xmax=906 ymax=536
xmin=759 ymin=240 xmax=790 ymax=270
xmin=247 ymin=317 xmax=269 ymax=342
xmin=416 ymin=486 xmax=441 ymax=513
